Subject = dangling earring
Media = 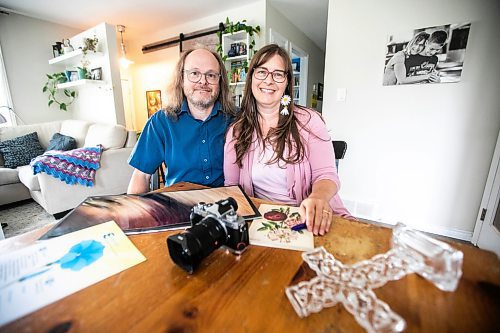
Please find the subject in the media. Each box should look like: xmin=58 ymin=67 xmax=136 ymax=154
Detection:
xmin=280 ymin=95 xmax=291 ymax=116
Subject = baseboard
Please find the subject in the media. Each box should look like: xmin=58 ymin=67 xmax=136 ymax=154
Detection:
xmin=353 ymin=213 xmax=473 ymax=242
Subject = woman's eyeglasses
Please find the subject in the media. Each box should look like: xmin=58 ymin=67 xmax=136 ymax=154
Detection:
xmin=253 ymin=68 xmax=287 ymax=83
xmin=183 ymin=70 xmax=221 ymax=84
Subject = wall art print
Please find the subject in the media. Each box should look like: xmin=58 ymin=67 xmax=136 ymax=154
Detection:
xmin=382 ymin=22 xmax=471 ymax=86
xmin=146 ymin=90 xmax=162 ymax=118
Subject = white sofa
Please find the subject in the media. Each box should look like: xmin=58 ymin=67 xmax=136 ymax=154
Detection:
xmin=0 ymin=120 xmax=136 ymax=215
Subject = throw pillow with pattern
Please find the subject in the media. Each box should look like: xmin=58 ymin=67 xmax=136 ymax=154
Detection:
xmin=0 ymin=132 xmax=45 ymax=168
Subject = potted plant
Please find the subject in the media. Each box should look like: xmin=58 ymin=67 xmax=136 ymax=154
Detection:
xmin=42 ymin=72 xmax=77 ymax=111
xmin=216 ymin=17 xmax=261 ymax=62
xmin=82 ymin=35 xmax=98 ymax=55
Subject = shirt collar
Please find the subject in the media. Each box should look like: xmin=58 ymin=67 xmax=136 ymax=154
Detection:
xmin=180 ymin=98 xmax=222 ymax=120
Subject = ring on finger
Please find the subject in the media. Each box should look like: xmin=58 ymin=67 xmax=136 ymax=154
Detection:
xmin=322 ymin=209 xmax=331 ymax=215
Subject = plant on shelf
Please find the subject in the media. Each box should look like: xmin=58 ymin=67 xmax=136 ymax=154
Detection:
xmin=216 ymin=17 xmax=260 ymax=62
xmin=82 ymin=35 xmax=98 ymax=55
xmin=42 ymin=72 xmax=77 ymax=111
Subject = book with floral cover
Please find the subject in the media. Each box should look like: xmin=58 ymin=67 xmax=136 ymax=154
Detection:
xmin=249 ymin=204 xmax=314 ymax=251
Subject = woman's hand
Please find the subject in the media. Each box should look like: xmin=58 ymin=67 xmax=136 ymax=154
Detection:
xmin=299 ymin=196 xmax=332 ymax=236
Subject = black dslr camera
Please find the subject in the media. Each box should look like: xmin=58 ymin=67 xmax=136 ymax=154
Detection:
xmin=166 ymin=197 xmax=249 ymax=274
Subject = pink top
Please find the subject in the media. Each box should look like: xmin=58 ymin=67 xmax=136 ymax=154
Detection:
xmin=252 ymin=140 xmax=297 ymax=205
xmin=224 ymin=107 xmax=352 ymax=218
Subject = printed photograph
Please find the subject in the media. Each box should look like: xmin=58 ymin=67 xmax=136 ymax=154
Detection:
xmin=383 ymin=22 xmax=471 ymax=86
xmin=40 ymin=186 xmax=260 ymax=238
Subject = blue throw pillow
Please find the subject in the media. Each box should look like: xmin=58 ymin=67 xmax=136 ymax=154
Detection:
xmin=0 ymin=132 xmax=45 ymax=168
xmin=47 ymin=132 xmax=77 ymax=151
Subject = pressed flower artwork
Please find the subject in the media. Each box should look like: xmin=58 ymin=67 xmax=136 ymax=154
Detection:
xmin=249 ymin=204 xmax=314 ymax=251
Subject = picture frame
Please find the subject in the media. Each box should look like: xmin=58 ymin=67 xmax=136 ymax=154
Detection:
xmin=317 ymin=83 xmax=324 ymax=101
xmin=69 ymin=71 xmax=79 ymax=82
xmin=91 ymin=67 xmax=102 ymax=80
xmin=146 ymin=90 xmax=162 ymax=118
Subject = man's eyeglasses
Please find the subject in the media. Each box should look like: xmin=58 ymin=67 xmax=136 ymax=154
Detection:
xmin=253 ymin=68 xmax=287 ymax=83
xmin=183 ymin=70 xmax=221 ymax=84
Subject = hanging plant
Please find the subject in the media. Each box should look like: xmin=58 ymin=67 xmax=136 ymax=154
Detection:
xmin=216 ymin=17 xmax=261 ymax=62
xmin=42 ymin=72 xmax=77 ymax=111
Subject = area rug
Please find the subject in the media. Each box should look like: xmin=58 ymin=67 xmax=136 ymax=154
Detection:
xmin=0 ymin=200 xmax=56 ymax=238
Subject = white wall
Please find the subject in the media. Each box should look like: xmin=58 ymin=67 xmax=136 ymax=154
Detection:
xmin=126 ymin=1 xmax=267 ymax=130
xmin=323 ymin=0 xmax=500 ymax=239
xmin=0 ymin=13 xmax=80 ymax=124
xmin=266 ymin=3 xmax=326 ymax=111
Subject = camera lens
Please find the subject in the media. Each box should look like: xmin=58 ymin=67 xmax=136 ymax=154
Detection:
xmin=167 ymin=217 xmax=227 ymax=274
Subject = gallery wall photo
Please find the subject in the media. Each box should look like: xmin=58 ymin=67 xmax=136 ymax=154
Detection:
xmin=382 ymin=22 xmax=471 ymax=86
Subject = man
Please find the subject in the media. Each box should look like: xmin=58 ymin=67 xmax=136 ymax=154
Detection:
xmin=127 ymin=48 xmax=236 ymax=194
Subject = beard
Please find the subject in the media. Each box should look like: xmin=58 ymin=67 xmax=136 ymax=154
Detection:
xmin=185 ymin=85 xmax=219 ymax=109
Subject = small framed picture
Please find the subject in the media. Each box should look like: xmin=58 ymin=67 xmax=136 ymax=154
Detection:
xmin=317 ymin=83 xmax=324 ymax=101
xmin=91 ymin=67 xmax=102 ymax=80
xmin=52 ymin=45 xmax=61 ymax=58
xmin=146 ymin=90 xmax=162 ymax=118
xmin=69 ymin=71 xmax=79 ymax=82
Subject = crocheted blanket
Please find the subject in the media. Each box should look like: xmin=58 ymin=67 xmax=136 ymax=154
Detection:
xmin=31 ymin=145 xmax=103 ymax=187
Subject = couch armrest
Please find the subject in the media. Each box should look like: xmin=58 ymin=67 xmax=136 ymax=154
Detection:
xmin=35 ymin=147 xmax=135 ymax=214
xmin=124 ymin=130 xmax=137 ymax=148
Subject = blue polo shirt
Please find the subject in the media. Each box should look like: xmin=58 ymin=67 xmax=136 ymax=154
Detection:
xmin=128 ymin=99 xmax=233 ymax=187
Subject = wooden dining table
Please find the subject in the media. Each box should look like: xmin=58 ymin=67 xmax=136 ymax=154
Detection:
xmin=1 ymin=182 xmax=499 ymax=332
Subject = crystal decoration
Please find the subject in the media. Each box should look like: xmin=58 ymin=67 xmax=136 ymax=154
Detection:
xmin=285 ymin=223 xmax=463 ymax=333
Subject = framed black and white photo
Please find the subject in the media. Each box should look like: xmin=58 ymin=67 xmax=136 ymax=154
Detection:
xmin=382 ymin=22 xmax=471 ymax=86
xmin=91 ymin=67 xmax=102 ymax=80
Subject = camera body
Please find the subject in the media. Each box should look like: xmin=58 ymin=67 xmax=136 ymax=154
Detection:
xmin=190 ymin=199 xmax=249 ymax=253
xmin=167 ymin=197 xmax=249 ymax=274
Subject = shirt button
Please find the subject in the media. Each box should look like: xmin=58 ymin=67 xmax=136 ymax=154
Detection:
xmin=202 ymin=140 xmax=206 ymax=143
xmin=204 ymin=159 xmax=207 ymax=162
xmin=205 ymin=176 xmax=210 ymax=179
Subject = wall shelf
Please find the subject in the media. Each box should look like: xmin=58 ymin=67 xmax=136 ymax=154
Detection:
xmin=49 ymin=49 xmax=103 ymax=66
xmin=57 ymin=79 xmax=103 ymax=89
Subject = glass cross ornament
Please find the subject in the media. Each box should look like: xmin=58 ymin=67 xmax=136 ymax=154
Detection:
xmin=285 ymin=223 xmax=463 ymax=333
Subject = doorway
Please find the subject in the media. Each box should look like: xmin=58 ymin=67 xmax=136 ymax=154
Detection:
xmin=472 ymin=131 xmax=500 ymax=256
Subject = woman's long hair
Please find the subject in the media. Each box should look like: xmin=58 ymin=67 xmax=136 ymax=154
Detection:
xmin=164 ymin=47 xmax=236 ymax=117
xmin=231 ymin=44 xmax=309 ymax=167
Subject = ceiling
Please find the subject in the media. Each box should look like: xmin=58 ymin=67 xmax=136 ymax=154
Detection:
xmin=0 ymin=0 xmax=328 ymax=51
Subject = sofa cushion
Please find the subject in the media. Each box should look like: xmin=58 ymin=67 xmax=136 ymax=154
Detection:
xmin=60 ymin=120 xmax=92 ymax=148
xmin=0 ymin=167 xmax=20 ymax=185
xmin=47 ymin=132 xmax=77 ymax=151
xmin=0 ymin=132 xmax=45 ymax=168
xmin=18 ymin=165 xmax=40 ymax=191
xmin=0 ymin=121 xmax=62 ymax=149
xmin=84 ymin=124 xmax=127 ymax=150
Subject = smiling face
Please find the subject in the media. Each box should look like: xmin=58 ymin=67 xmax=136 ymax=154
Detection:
xmin=251 ymin=54 xmax=288 ymax=113
xmin=182 ymin=49 xmax=220 ymax=109
xmin=421 ymin=42 xmax=444 ymax=56
xmin=408 ymin=39 xmax=426 ymax=55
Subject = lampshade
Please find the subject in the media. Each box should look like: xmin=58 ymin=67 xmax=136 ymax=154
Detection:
xmin=117 ymin=25 xmax=134 ymax=68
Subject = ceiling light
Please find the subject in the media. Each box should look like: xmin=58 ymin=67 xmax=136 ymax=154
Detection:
xmin=117 ymin=25 xmax=134 ymax=68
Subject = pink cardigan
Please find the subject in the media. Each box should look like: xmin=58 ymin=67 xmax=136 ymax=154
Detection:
xmin=224 ymin=107 xmax=352 ymax=218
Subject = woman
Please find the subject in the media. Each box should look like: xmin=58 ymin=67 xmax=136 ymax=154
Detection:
xmin=224 ymin=44 xmax=352 ymax=236
xmin=383 ymin=31 xmax=439 ymax=85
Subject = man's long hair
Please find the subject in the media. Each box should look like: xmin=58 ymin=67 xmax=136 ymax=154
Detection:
xmin=164 ymin=47 xmax=236 ymax=116
xmin=231 ymin=44 xmax=309 ymax=167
